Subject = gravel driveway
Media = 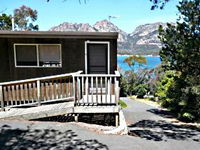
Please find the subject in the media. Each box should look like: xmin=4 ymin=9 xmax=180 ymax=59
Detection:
xmin=0 ymin=97 xmax=199 ymax=150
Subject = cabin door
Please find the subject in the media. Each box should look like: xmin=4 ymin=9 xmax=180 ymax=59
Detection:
xmin=85 ymin=41 xmax=110 ymax=74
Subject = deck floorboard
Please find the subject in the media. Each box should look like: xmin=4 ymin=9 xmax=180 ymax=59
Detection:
xmin=0 ymin=100 xmax=119 ymax=120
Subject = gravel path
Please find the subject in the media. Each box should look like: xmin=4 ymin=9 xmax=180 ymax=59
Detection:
xmin=0 ymin=97 xmax=199 ymax=150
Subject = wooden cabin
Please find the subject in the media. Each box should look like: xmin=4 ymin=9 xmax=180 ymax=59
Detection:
xmin=0 ymin=31 xmax=121 ymax=127
xmin=0 ymin=31 xmax=118 ymax=82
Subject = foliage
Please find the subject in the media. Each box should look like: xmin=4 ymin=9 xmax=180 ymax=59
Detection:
xmin=155 ymin=71 xmax=177 ymax=107
xmin=124 ymin=55 xmax=147 ymax=71
xmin=0 ymin=13 xmax=12 ymax=30
xmin=150 ymin=0 xmax=171 ymax=10
xmin=158 ymin=0 xmax=200 ymax=121
xmin=120 ymin=55 xmax=151 ymax=98
xmin=0 ymin=5 xmax=39 ymax=31
xmin=118 ymin=100 xmax=127 ymax=108
xmin=134 ymin=84 xmax=148 ymax=98
xmin=14 ymin=5 xmax=39 ymax=31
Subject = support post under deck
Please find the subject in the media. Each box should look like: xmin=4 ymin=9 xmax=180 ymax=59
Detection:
xmin=74 ymin=114 xmax=78 ymax=122
xmin=115 ymin=113 xmax=119 ymax=127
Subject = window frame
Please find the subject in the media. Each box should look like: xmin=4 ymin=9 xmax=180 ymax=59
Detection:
xmin=14 ymin=43 xmax=62 ymax=68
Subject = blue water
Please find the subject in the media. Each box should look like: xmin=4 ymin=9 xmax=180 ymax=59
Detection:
xmin=117 ymin=55 xmax=161 ymax=71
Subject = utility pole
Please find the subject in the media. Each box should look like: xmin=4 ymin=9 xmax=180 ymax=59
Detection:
xmin=11 ymin=16 xmax=14 ymax=31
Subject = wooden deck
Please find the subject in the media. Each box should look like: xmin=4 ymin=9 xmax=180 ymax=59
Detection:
xmin=0 ymin=71 xmax=121 ymax=126
xmin=0 ymin=101 xmax=119 ymax=121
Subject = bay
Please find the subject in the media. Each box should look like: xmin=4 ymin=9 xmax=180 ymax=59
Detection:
xmin=117 ymin=55 xmax=161 ymax=72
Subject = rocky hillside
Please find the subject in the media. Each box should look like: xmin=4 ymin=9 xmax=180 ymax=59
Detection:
xmin=50 ymin=20 xmax=169 ymax=55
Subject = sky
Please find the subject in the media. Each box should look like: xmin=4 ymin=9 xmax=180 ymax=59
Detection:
xmin=0 ymin=0 xmax=180 ymax=33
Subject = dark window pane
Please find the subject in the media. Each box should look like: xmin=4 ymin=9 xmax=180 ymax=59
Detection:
xmin=38 ymin=45 xmax=61 ymax=67
xmin=15 ymin=45 xmax=37 ymax=66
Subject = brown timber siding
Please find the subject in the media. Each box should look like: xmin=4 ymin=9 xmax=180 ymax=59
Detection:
xmin=0 ymin=36 xmax=117 ymax=82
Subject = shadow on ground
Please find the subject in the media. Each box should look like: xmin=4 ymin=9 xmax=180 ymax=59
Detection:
xmin=128 ymin=120 xmax=200 ymax=142
xmin=147 ymin=108 xmax=177 ymax=119
xmin=32 ymin=113 xmax=116 ymax=126
xmin=0 ymin=124 xmax=108 ymax=150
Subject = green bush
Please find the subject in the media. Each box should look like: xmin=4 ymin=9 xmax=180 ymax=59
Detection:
xmin=135 ymin=84 xmax=148 ymax=98
xmin=118 ymin=100 xmax=127 ymax=108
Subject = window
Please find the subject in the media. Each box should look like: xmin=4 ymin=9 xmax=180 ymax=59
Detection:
xmin=15 ymin=45 xmax=37 ymax=66
xmin=14 ymin=44 xmax=62 ymax=67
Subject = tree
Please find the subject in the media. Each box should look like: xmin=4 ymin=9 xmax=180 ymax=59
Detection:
xmin=158 ymin=0 xmax=200 ymax=121
xmin=150 ymin=0 xmax=171 ymax=9
xmin=120 ymin=55 xmax=149 ymax=97
xmin=14 ymin=5 xmax=39 ymax=31
xmin=0 ymin=13 xmax=12 ymax=30
xmin=124 ymin=55 xmax=147 ymax=71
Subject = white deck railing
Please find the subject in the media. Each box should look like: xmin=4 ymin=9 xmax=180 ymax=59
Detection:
xmin=73 ymin=71 xmax=120 ymax=106
xmin=0 ymin=71 xmax=120 ymax=110
xmin=0 ymin=71 xmax=82 ymax=109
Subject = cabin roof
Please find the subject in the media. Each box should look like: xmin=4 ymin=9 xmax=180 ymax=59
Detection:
xmin=0 ymin=31 xmax=118 ymax=39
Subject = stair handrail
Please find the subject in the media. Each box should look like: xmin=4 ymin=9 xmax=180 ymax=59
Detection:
xmin=0 ymin=71 xmax=83 ymax=86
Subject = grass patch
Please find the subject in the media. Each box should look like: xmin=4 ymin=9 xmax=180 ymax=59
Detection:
xmin=119 ymin=100 xmax=127 ymax=108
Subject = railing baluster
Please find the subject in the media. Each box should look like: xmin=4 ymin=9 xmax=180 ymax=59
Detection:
xmin=33 ymin=82 xmax=36 ymax=102
xmin=100 ymin=77 xmax=103 ymax=104
xmin=105 ymin=77 xmax=107 ymax=104
xmin=56 ymin=79 xmax=59 ymax=99
xmin=37 ymin=80 xmax=41 ymax=106
xmin=58 ymin=79 xmax=62 ymax=98
xmin=77 ymin=77 xmax=81 ymax=103
xmin=115 ymin=78 xmax=119 ymax=106
xmin=45 ymin=82 xmax=48 ymax=101
xmin=65 ymin=78 xmax=68 ymax=98
xmin=11 ymin=85 xmax=16 ymax=105
xmin=20 ymin=84 xmax=25 ymax=104
xmin=96 ymin=77 xmax=98 ymax=104
xmin=24 ymin=83 xmax=28 ymax=103
xmin=86 ymin=77 xmax=89 ymax=104
xmin=49 ymin=81 xmax=52 ymax=100
xmin=91 ymin=77 xmax=93 ymax=104
xmin=0 ymin=86 xmax=4 ymax=110
xmin=53 ymin=80 xmax=57 ymax=99
xmin=40 ymin=82 xmax=43 ymax=102
xmin=114 ymin=77 xmax=117 ymax=105
xmin=64 ymin=79 xmax=67 ymax=98
xmin=61 ymin=80 xmax=64 ymax=98
xmin=72 ymin=76 xmax=76 ymax=105
xmin=109 ymin=77 xmax=112 ymax=104
xmin=7 ymin=86 xmax=12 ymax=106
xmin=68 ymin=78 xmax=71 ymax=97
xmin=16 ymin=84 xmax=20 ymax=104
xmin=3 ymin=87 xmax=7 ymax=106
xmin=81 ymin=76 xmax=84 ymax=101
xmin=28 ymin=83 xmax=33 ymax=103
xmin=58 ymin=79 xmax=61 ymax=99
xmin=44 ymin=82 xmax=47 ymax=101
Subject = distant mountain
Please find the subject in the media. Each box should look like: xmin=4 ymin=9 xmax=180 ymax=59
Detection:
xmin=50 ymin=22 xmax=95 ymax=32
xmin=50 ymin=20 xmax=170 ymax=55
xmin=93 ymin=20 xmax=128 ymax=43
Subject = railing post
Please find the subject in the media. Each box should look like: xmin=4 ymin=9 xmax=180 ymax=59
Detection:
xmin=73 ymin=76 xmax=76 ymax=105
xmin=37 ymin=80 xmax=41 ymax=106
xmin=115 ymin=77 xmax=120 ymax=106
xmin=0 ymin=86 xmax=4 ymax=111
